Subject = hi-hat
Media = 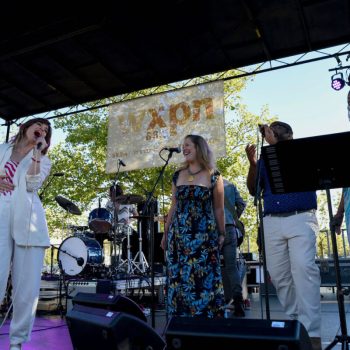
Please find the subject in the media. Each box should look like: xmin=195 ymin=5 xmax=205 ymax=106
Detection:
xmin=55 ymin=195 xmax=82 ymax=215
xmin=115 ymin=194 xmax=144 ymax=204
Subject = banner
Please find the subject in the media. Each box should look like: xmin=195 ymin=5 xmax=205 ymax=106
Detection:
xmin=106 ymin=81 xmax=226 ymax=173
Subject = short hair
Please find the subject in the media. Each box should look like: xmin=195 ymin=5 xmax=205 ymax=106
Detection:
xmin=270 ymin=121 xmax=293 ymax=134
xmin=109 ymin=184 xmax=123 ymax=197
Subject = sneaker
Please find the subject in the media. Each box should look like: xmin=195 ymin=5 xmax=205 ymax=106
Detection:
xmin=233 ymin=297 xmax=245 ymax=317
xmin=10 ymin=344 xmax=22 ymax=350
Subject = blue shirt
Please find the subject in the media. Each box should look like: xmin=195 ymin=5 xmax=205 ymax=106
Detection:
xmin=260 ymin=160 xmax=317 ymax=215
xmin=223 ymin=179 xmax=246 ymax=225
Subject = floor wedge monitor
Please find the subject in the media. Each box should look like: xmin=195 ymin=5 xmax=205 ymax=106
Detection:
xmin=66 ymin=304 xmax=165 ymax=350
xmin=165 ymin=317 xmax=312 ymax=350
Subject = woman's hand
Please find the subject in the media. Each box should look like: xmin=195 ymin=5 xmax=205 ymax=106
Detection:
xmin=0 ymin=176 xmax=15 ymax=193
xmin=218 ymin=234 xmax=225 ymax=250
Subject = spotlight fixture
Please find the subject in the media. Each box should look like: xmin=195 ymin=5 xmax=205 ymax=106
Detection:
xmin=331 ymin=72 xmax=346 ymax=91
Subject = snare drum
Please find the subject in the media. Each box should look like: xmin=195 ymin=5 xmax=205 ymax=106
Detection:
xmin=88 ymin=208 xmax=113 ymax=233
xmin=58 ymin=236 xmax=104 ymax=276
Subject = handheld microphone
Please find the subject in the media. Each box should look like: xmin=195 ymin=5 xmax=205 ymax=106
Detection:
xmin=118 ymin=159 xmax=126 ymax=166
xmin=258 ymin=124 xmax=265 ymax=137
xmin=162 ymin=146 xmax=181 ymax=153
xmin=34 ymin=131 xmax=43 ymax=149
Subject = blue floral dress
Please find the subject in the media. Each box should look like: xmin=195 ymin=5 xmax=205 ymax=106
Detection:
xmin=166 ymin=170 xmax=224 ymax=317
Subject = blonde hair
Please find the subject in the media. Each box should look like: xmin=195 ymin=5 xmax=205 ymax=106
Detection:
xmin=11 ymin=118 xmax=52 ymax=155
xmin=180 ymin=134 xmax=215 ymax=173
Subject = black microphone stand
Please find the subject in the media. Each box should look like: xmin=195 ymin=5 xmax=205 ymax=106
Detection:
xmin=253 ymin=137 xmax=271 ymax=320
xmin=39 ymin=173 xmax=64 ymax=200
xmin=111 ymin=162 xmax=122 ymax=272
xmin=141 ymin=149 xmax=174 ymax=328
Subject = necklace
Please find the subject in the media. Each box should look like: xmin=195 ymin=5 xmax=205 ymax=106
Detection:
xmin=187 ymin=167 xmax=202 ymax=182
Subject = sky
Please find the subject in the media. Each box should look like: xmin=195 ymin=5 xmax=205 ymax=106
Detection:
xmin=239 ymin=49 xmax=350 ymax=138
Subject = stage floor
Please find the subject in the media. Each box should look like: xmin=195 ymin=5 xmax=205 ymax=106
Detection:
xmin=1 ymin=289 xmax=350 ymax=349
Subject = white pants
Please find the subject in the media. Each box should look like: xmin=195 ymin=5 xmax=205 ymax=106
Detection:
xmin=263 ymin=211 xmax=321 ymax=337
xmin=0 ymin=198 xmax=45 ymax=345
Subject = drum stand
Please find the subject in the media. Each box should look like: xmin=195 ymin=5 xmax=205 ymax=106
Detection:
xmin=118 ymin=226 xmax=137 ymax=274
xmin=132 ymin=222 xmax=149 ymax=274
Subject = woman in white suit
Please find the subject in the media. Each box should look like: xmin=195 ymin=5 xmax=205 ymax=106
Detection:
xmin=0 ymin=118 xmax=52 ymax=350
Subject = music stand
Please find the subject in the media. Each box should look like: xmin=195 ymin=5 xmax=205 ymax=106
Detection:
xmin=261 ymin=131 xmax=350 ymax=350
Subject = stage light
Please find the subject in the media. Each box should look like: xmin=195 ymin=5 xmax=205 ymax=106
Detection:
xmin=331 ymin=72 xmax=346 ymax=91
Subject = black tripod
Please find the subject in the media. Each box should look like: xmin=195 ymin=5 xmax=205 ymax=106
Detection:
xmin=261 ymin=131 xmax=350 ymax=349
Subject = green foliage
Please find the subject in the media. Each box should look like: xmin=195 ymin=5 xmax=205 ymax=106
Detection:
xmin=43 ymin=76 xmax=335 ymax=259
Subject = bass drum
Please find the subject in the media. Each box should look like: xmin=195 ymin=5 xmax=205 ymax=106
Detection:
xmin=88 ymin=208 xmax=113 ymax=234
xmin=58 ymin=236 xmax=104 ymax=276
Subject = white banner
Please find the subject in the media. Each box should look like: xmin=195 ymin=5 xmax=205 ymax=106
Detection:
xmin=106 ymin=81 xmax=226 ymax=173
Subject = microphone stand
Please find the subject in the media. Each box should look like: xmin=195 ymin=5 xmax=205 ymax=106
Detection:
xmin=254 ymin=137 xmax=271 ymax=320
xmin=141 ymin=149 xmax=175 ymax=328
xmin=112 ymin=162 xmax=122 ymax=272
xmin=39 ymin=173 xmax=63 ymax=200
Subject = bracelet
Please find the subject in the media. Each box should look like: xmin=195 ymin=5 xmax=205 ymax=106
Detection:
xmin=31 ymin=157 xmax=41 ymax=163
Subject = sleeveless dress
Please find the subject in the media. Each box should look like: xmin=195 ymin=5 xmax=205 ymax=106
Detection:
xmin=166 ymin=170 xmax=224 ymax=317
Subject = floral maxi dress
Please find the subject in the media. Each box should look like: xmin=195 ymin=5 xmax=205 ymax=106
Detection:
xmin=166 ymin=170 xmax=224 ymax=317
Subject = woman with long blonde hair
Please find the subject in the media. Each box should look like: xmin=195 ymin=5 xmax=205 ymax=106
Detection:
xmin=161 ymin=134 xmax=225 ymax=317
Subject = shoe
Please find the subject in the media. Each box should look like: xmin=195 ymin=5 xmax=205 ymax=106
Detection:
xmin=9 ymin=345 xmax=21 ymax=350
xmin=224 ymin=299 xmax=235 ymax=310
xmin=233 ymin=297 xmax=245 ymax=317
xmin=310 ymin=337 xmax=322 ymax=350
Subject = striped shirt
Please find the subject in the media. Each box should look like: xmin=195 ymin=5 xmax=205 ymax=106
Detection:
xmin=1 ymin=160 xmax=19 ymax=197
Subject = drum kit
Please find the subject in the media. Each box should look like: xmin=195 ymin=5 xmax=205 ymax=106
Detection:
xmin=54 ymin=193 xmax=149 ymax=279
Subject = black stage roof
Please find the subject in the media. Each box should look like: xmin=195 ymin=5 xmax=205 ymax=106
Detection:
xmin=1 ymin=0 xmax=349 ymax=122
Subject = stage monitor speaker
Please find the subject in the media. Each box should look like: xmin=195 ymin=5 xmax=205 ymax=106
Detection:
xmin=72 ymin=292 xmax=147 ymax=322
xmin=165 ymin=317 xmax=312 ymax=350
xmin=66 ymin=304 xmax=165 ymax=350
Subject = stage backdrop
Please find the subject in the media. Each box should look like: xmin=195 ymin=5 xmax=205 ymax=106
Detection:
xmin=106 ymin=81 xmax=226 ymax=173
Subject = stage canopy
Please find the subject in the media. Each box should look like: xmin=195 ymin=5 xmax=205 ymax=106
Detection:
xmin=1 ymin=0 xmax=349 ymax=122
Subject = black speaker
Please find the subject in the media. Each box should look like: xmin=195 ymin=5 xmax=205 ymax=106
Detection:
xmin=165 ymin=317 xmax=312 ymax=350
xmin=72 ymin=292 xmax=147 ymax=322
xmin=66 ymin=304 xmax=165 ymax=350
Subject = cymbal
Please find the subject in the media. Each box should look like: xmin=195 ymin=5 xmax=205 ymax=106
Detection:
xmin=115 ymin=194 xmax=144 ymax=205
xmin=55 ymin=195 xmax=82 ymax=215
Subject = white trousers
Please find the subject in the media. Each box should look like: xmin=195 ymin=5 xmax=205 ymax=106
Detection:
xmin=0 ymin=198 xmax=45 ymax=345
xmin=263 ymin=211 xmax=321 ymax=337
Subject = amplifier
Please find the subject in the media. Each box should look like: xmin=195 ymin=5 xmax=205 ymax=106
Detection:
xmin=316 ymin=259 xmax=350 ymax=286
xmin=67 ymin=280 xmax=98 ymax=312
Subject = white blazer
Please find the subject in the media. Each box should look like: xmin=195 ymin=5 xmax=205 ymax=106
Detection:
xmin=0 ymin=143 xmax=51 ymax=247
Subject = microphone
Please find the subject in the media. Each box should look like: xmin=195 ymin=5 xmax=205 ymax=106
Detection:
xmin=118 ymin=159 xmax=126 ymax=167
xmin=53 ymin=172 xmax=64 ymax=177
xmin=34 ymin=131 xmax=43 ymax=149
xmin=258 ymin=124 xmax=265 ymax=137
xmin=162 ymin=146 xmax=181 ymax=153
xmin=77 ymin=257 xmax=84 ymax=266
